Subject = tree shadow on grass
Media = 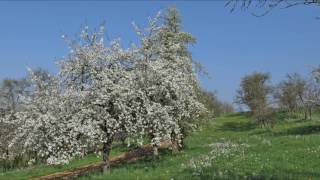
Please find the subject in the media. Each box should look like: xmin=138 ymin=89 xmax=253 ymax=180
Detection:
xmin=275 ymin=124 xmax=320 ymax=136
xmin=218 ymin=121 xmax=256 ymax=132
xmin=224 ymin=112 xmax=251 ymax=118
xmin=250 ymin=124 xmax=320 ymax=136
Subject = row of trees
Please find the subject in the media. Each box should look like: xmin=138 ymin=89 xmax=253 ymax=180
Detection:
xmin=0 ymin=7 xmax=206 ymax=172
xmin=236 ymin=68 xmax=320 ymax=127
xmin=200 ymin=90 xmax=234 ymax=117
xmin=228 ymin=0 xmax=320 ymax=127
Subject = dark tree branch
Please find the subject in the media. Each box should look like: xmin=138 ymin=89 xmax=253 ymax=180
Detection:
xmin=226 ymin=0 xmax=320 ymax=16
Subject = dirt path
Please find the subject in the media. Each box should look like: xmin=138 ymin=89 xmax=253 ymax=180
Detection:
xmin=30 ymin=142 xmax=170 ymax=180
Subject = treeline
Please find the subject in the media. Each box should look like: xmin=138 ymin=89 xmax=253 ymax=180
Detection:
xmin=235 ymin=69 xmax=320 ymax=127
xmin=199 ymin=90 xmax=234 ymax=117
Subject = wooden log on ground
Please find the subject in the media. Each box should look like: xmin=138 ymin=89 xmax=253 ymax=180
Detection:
xmin=30 ymin=142 xmax=170 ymax=180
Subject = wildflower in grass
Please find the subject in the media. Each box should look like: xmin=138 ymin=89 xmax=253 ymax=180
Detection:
xmin=188 ymin=140 xmax=249 ymax=177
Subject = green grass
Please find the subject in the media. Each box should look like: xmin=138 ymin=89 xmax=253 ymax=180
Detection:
xmin=0 ymin=146 xmax=125 ymax=180
xmin=2 ymin=112 xmax=320 ymax=179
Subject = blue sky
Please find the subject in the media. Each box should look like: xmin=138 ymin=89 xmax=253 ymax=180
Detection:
xmin=0 ymin=1 xmax=319 ymax=104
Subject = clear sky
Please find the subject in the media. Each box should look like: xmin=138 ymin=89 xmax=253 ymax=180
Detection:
xmin=0 ymin=1 xmax=319 ymax=104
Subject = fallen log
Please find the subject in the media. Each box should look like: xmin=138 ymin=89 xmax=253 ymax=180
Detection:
xmin=30 ymin=142 xmax=171 ymax=180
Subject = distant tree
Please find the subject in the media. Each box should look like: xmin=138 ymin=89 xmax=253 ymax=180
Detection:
xmin=0 ymin=79 xmax=19 ymax=113
xmin=303 ymin=79 xmax=320 ymax=119
xmin=313 ymin=65 xmax=320 ymax=85
xmin=221 ymin=102 xmax=235 ymax=114
xmin=235 ymin=72 xmax=274 ymax=127
xmin=274 ymin=73 xmax=306 ymax=113
xmin=28 ymin=68 xmax=51 ymax=89
xmin=301 ymin=67 xmax=320 ymax=119
xmin=274 ymin=72 xmax=320 ymax=120
xmin=235 ymin=72 xmax=272 ymax=112
xmin=0 ymin=78 xmax=29 ymax=164
xmin=0 ymin=78 xmax=29 ymax=113
xmin=200 ymin=90 xmax=234 ymax=116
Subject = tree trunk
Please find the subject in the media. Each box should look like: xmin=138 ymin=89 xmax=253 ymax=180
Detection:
xmin=120 ymin=133 xmax=126 ymax=147
xmin=171 ymin=133 xmax=183 ymax=154
xmin=153 ymin=146 xmax=159 ymax=156
xmin=304 ymin=110 xmax=307 ymax=120
xmin=148 ymin=130 xmax=159 ymax=156
xmin=180 ymin=127 xmax=186 ymax=149
xmin=309 ymin=107 xmax=312 ymax=120
xmin=171 ymin=139 xmax=179 ymax=154
xmin=102 ymin=139 xmax=113 ymax=174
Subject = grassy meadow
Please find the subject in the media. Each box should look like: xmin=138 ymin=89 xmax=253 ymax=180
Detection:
xmin=1 ymin=112 xmax=320 ymax=180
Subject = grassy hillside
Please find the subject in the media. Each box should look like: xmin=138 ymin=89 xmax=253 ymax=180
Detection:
xmin=2 ymin=113 xmax=320 ymax=180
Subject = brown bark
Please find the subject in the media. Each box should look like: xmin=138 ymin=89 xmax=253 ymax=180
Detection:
xmin=171 ymin=133 xmax=182 ymax=154
xmin=171 ymin=140 xmax=179 ymax=154
xmin=304 ymin=110 xmax=308 ymax=120
xmin=102 ymin=139 xmax=113 ymax=174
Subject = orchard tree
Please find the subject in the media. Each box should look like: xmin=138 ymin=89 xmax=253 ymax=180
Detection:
xmin=132 ymin=8 xmax=205 ymax=154
xmin=59 ymin=27 xmax=144 ymax=172
xmin=7 ymin=69 xmax=83 ymax=165
xmin=235 ymin=72 xmax=274 ymax=127
xmin=274 ymin=73 xmax=306 ymax=113
xmin=0 ymin=78 xmax=29 ymax=163
xmin=6 ymin=7 xmax=205 ymax=172
xmin=273 ymin=72 xmax=319 ymax=120
xmin=0 ymin=79 xmax=20 ymax=113
xmin=313 ymin=65 xmax=320 ymax=86
xmin=0 ymin=78 xmax=29 ymax=113
xmin=303 ymin=79 xmax=320 ymax=119
xmin=301 ymin=67 xmax=320 ymax=119
xmin=158 ymin=7 xmax=205 ymax=151
xmin=235 ymin=72 xmax=272 ymax=112
xmin=275 ymin=73 xmax=316 ymax=120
